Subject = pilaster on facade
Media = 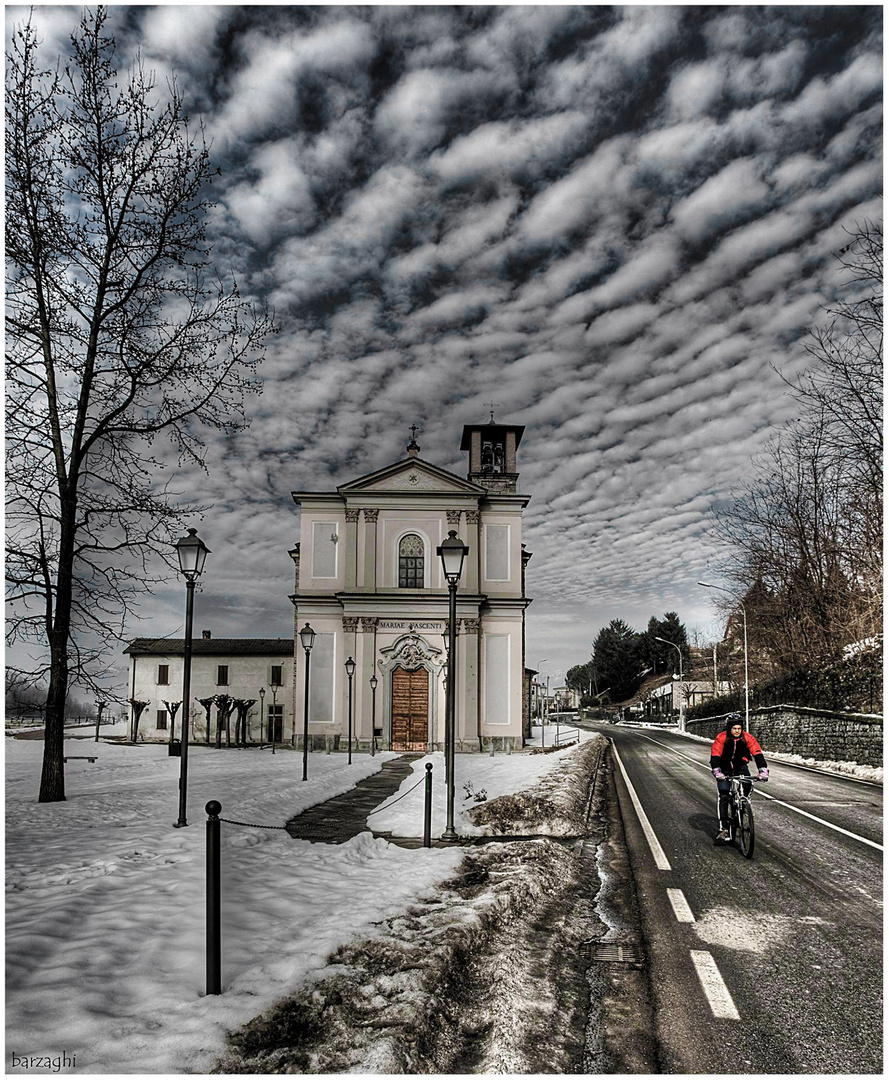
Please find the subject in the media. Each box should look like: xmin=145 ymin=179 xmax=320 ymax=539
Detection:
xmin=345 ymin=510 xmax=360 ymax=588
xmin=461 ymin=624 xmax=480 ymax=744
xmin=446 ymin=508 xmax=462 ymax=524
xmin=361 ymin=508 xmax=378 ymax=592
xmin=463 ymin=511 xmax=480 ymax=593
xmin=289 ymin=545 xmax=300 ymax=593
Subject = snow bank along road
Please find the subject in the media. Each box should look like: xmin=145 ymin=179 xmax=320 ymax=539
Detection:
xmin=594 ymin=722 xmax=882 ymax=1074
xmin=216 ymin=734 xmax=657 ymax=1074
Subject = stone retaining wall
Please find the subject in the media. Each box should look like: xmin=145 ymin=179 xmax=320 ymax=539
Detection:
xmin=686 ymin=706 xmax=883 ymax=767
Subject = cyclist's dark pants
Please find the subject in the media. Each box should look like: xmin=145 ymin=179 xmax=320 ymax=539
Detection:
xmin=716 ymin=768 xmax=751 ymax=828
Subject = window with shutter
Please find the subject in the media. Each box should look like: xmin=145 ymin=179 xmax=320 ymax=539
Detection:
xmin=157 ymin=664 xmax=169 ymax=685
xmin=217 ymin=665 xmax=228 ymax=686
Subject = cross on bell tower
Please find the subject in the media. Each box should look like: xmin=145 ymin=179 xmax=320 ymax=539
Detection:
xmin=407 ymin=423 xmax=420 ymax=458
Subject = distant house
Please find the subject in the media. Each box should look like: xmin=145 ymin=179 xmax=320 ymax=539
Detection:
xmin=644 ymin=678 xmax=731 ymax=719
xmin=552 ymin=685 xmax=581 ymax=710
xmin=123 ymin=633 xmax=293 ymax=742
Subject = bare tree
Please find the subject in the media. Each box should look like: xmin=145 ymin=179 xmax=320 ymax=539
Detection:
xmin=714 ymin=222 xmax=882 ymax=670
xmin=6 ymin=9 xmax=275 ymax=802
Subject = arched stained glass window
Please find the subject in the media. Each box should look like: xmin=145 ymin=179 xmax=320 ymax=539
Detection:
xmin=399 ymin=534 xmax=424 ymax=588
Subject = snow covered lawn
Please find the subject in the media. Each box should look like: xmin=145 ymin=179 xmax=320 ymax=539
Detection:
xmin=6 ymin=726 xmax=591 ymax=1074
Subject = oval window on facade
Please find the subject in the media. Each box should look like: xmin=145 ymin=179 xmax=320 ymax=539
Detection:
xmin=398 ymin=533 xmax=424 ymax=588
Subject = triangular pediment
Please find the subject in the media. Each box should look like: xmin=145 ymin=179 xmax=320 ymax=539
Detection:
xmin=338 ymin=457 xmax=486 ymax=495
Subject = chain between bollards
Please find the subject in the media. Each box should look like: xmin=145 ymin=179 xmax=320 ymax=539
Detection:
xmin=423 ymin=762 xmax=433 ymax=847
xmin=206 ymin=800 xmax=222 ymax=996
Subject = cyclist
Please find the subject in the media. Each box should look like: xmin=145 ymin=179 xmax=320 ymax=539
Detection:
xmin=710 ymin=713 xmax=769 ymax=842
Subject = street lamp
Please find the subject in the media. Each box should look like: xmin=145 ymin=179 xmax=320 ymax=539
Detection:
xmin=654 ymin=636 xmax=685 ymax=730
xmin=544 ymin=673 xmax=550 ymax=743
xmin=369 ymin=674 xmax=378 ymax=756
xmin=344 ymin=656 xmax=356 ymax=763
xmin=437 ymin=530 xmax=468 ymax=843
xmin=258 ymin=687 xmax=265 ymax=750
xmin=299 ymin=623 xmax=315 ymax=780
xmin=173 ymin=527 xmax=210 ymax=828
xmin=699 ymin=582 xmax=749 ymax=729
xmin=270 ymin=683 xmax=278 ymax=755
xmin=537 ymin=659 xmax=547 ymax=737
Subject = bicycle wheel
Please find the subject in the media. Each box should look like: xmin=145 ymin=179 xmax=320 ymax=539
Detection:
xmin=737 ymin=798 xmax=755 ymax=858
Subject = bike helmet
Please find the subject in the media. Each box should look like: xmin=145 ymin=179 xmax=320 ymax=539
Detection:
xmin=725 ymin=712 xmax=743 ymax=731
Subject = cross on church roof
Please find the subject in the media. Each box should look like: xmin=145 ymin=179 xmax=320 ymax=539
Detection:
xmin=406 ymin=423 xmax=420 ymax=458
xmin=484 ymin=401 xmax=500 ymax=423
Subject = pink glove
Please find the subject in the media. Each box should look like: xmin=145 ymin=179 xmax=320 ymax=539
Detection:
xmin=758 ymin=768 xmax=769 ymax=781
xmin=713 ymin=768 xmax=726 ymax=780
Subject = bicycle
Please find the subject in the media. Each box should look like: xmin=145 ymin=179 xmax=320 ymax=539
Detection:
xmin=721 ymin=774 xmax=761 ymax=858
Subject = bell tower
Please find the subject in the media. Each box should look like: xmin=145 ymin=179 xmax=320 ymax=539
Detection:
xmin=460 ymin=409 xmax=524 ymax=494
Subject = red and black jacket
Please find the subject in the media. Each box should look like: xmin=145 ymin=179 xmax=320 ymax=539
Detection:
xmin=709 ymin=730 xmax=767 ymax=774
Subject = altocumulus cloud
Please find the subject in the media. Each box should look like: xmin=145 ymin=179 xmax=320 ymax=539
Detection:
xmin=7 ymin=4 xmax=881 ymax=680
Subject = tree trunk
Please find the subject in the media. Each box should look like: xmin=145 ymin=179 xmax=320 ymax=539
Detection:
xmin=38 ymin=509 xmax=77 ymax=803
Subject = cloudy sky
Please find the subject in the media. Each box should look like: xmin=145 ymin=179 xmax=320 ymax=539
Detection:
xmin=10 ymin=4 xmax=882 ymax=689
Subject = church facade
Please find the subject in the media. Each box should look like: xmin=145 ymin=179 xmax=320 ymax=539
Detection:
xmin=290 ymin=420 xmax=532 ymax=753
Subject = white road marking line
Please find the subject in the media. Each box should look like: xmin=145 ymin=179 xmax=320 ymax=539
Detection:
xmin=637 ymin=734 xmax=883 ymax=854
xmin=690 ymin=950 xmax=740 ymax=1021
xmin=611 ymin=741 xmax=671 ymax=870
xmin=667 ymin=888 xmax=696 ymax=922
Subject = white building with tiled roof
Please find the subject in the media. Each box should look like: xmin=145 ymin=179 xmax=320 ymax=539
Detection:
xmin=123 ymin=634 xmax=293 ymax=743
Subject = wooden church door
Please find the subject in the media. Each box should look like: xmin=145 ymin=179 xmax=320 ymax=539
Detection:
xmin=391 ymin=666 xmax=428 ymax=751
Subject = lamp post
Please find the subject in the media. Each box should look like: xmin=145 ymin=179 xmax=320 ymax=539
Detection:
xmin=436 ymin=530 xmax=468 ymax=843
xmin=173 ymin=528 xmax=210 ymax=828
xmin=441 ymin=627 xmax=450 ymax=774
xmin=537 ymin=659 xmax=547 ymax=739
xmin=94 ymin=699 xmax=107 ymax=743
xmin=258 ymin=687 xmax=265 ymax=750
xmin=654 ymin=636 xmax=685 ymax=731
xmin=299 ymin=623 xmax=315 ymax=780
xmin=699 ymin=582 xmax=749 ymax=729
xmin=270 ymin=684 xmax=278 ymax=754
xmin=344 ymin=656 xmax=356 ymax=763
xmin=369 ymin=674 xmax=378 ymax=756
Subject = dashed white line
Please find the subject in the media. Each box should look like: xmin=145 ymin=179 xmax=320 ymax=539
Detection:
xmin=611 ymin=741 xmax=672 ymax=870
xmin=690 ymin=950 xmax=740 ymax=1021
xmin=667 ymin=888 xmax=696 ymax=922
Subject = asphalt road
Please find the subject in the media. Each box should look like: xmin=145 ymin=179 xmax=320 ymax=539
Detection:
xmin=587 ymin=722 xmax=883 ymax=1075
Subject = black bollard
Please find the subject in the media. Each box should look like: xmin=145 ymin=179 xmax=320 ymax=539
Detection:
xmin=206 ymin=800 xmax=222 ymax=995
xmin=423 ymin=763 xmax=433 ymax=848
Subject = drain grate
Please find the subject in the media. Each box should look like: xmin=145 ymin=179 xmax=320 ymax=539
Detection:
xmin=589 ymin=941 xmax=643 ymax=964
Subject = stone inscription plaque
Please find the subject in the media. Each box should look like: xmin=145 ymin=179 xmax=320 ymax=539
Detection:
xmin=378 ymin=620 xmax=444 ymax=631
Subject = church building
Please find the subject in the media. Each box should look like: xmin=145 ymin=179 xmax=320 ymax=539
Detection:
xmin=290 ymin=419 xmax=532 ymax=752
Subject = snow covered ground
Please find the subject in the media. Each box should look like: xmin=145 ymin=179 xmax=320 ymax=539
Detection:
xmin=5 ymin=725 xmax=590 ymax=1074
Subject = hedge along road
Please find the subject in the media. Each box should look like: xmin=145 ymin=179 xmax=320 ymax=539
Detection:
xmin=585 ymin=721 xmax=882 ymax=1075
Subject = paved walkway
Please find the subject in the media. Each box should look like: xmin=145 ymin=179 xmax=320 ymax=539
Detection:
xmin=286 ymin=754 xmax=453 ymax=847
